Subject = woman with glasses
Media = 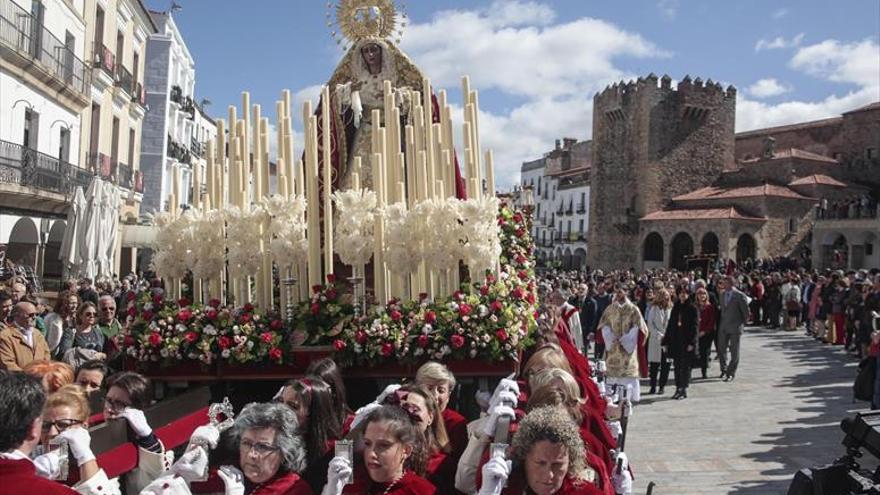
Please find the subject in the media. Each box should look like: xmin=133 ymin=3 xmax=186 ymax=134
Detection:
xmin=33 ymin=384 xmax=121 ymax=494
xmin=44 ymin=290 xmax=79 ymax=354
xmin=56 ymin=302 xmax=106 ymax=366
xmin=324 ymin=405 xmax=436 ymax=495
xmin=279 ymin=376 xmax=343 ymax=493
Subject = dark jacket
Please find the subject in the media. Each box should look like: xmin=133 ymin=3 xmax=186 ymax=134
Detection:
xmin=663 ymin=300 xmax=699 ymax=359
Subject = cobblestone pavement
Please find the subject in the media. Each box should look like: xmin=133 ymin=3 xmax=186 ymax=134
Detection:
xmin=626 ymin=326 xmax=868 ymax=495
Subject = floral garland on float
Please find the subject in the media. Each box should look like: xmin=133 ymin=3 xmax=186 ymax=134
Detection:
xmin=123 ymin=201 xmax=535 ymax=369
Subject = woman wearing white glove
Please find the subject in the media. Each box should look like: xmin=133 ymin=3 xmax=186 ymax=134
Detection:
xmin=35 ymin=384 xmax=121 ymax=495
xmin=320 ymin=456 xmax=353 ymax=495
xmin=478 ymin=456 xmax=511 ymax=495
xmin=103 ymin=372 xmax=171 ymax=494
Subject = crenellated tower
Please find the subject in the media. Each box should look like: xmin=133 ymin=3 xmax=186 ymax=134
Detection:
xmin=587 ymin=74 xmax=737 ymax=269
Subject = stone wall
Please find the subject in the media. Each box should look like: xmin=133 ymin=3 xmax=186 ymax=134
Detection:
xmin=588 ymin=74 xmax=736 ymax=269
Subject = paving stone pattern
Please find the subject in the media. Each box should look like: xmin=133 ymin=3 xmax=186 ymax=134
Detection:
xmin=626 ymin=326 xmax=869 ymax=495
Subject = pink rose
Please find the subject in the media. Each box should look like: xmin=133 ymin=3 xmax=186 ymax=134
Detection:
xmin=424 ymin=311 xmax=436 ymax=324
xmin=459 ymin=304 xmax=473 ymax=316
xmin=417 ymin=335 xmax=429 ymax=348
xmin=205 ymin=309 xmax=218 ymax=321
xmin=218 ymin=336 xmax=232 ymax=349
xmin=333 ymin=339 xmax=347 ymax=351
xmin=184 ymin=331 xmax=198 ymax=343
xmin=177 ymin=309 xmax=193 ymax=322
xmin=390 ymin=310 xmax=402 ymax=321
xmin=490 ymin=301 xmax=503 ymax=313
xmin=148 ymin=332 xmax=162 ymax=346
xmin=269 ymin=347 xmax=283 ymax=361
xmin=381 ymin=343 xmax=394 ymax=357
xmin=450 ymin=335 xmax=465 ymax=349
xmin=355 ymin=330 xmax=368 ymax=345
xmin=260 ymin=332 xmax=274 ymax=344
xmin=496 ymin=329 xmax=509 ymax=342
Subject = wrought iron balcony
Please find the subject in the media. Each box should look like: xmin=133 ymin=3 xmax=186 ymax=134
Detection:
xmin=577 ymin=203 xmax=586 ymax=214
xmin=92 ymin=41 xmax=114 ymax=75
xmin=115 ymin=64 xmax=133 ymax=95
xmin=131 ymin=81 xmax=145 ymax=105
xmin=117 ymin=162 xmax=133 ymax=189
xmin=0 ymin=139 xmax=91 ymax=195
xmin=170 ymin=84 xmax=183 ymax=104
xmin=0 ymin=0 xmax=90 ymax=97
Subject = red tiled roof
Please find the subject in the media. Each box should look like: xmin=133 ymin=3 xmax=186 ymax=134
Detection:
xmin=739 ymin=147 xmax=838 ymax=164
xmin=641 ymin=207 xmax=766 ymax=222
xmin=673 ymin=183 xmax=814 ymax=201
xmin=735 ymin=116 xmax=843 ymax=139
xmin=788 ymin=174 xmax=848 ymax=187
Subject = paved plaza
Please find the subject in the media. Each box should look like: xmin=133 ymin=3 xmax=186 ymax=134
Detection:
xmin=627 ymin=326 xmax=869 ymax=494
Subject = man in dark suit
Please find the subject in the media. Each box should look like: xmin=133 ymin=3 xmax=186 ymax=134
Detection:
xmin=717 ymin=275 xmax=751 ymax=381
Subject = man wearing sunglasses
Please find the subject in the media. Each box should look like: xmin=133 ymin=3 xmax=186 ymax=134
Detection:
xmin=0 ymin=302 xmax=51 ymax=371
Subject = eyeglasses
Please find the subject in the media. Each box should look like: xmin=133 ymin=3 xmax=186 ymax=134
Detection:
xmin=26 ymin=313 xmax=37 ymax=318
xmin=101 ymin=307 xmax=116 ymax=312
xmin=83 ymin=312 xmax=97 ymax=317
xmin=240 ymin=439 xmax=279 ymax=457
xmin=42 ymin=418 xmax=83 ymax=432
xmin=104 ymin=397 xmax=131 ymax=411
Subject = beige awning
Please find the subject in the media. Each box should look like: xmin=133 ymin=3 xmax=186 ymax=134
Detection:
xmin=121 ymin=224 xmax=157 ymax=248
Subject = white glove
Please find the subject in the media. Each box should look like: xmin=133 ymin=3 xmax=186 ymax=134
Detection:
xmin=189 ymin=424 xmax=221 ymax=450
xmin=481 ymin=404 xmax=515 ymax=439
xmin=171 ymin=445 xmax=210 ymax=483
xmin=478 ymin=456 xmax=511 ymax=495
xmin=272 ymin=385 xmax=286 ymax=401
xmin=140 ymin=474 xmax=190 ymax=494
xmin=612 ymin=452 xmax=633 ymax=495
xmin=475 ymin=390 xmax=492 ymax=412
xmin=605 ymin=420 xmax=622 ymax=439
xmin=218 ymin=465 xmax=246 ymax=495
xmin=58 ymin=427 xmax=95 ymax=466
xmin=120 ymin=408 xmax=153 ymax=438
xmin=321 ymin=456 xmax=353 ymax=495
xmin=488 ymin=390 xmax=518 ymax=410
xmin=349 ymin=402 xmax=383 ymax=431
xmin=33 ymin=450 xmax=63 ymax=479
xmin=601 ymin=325 xmax=618 ymax=346
xmin=488 ymin=376 xmax=519 ymax=408
xmin=619 ymin=325 xmax=640 ymax=354
xmin=376 ymin=383 xmax=402 ymax=403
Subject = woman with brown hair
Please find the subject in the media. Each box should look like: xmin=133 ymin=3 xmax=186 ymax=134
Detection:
xmin=44 ymin=290 xmax=79 ymax=354
xmin=695 ymin=287 xmax=717 ymax=379
xmin=56 ymin=302 xmax=105 ymax=366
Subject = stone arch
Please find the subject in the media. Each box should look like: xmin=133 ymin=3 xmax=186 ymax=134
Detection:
xmin=735 ymin=233 xmax=757 ymax=264
xmin=670 ymin=232 xmax=694 ymax=270
xmin=823 ymin=234 xmax=849 ymax=269
xmin=6 ymin=217 xmax=39 ymax=268
xmin=643 ymin=232 xmax=664 ymax=262
xmin=700 ymin=232 xmax=719 ymax=255
xmin=573 ymin=248 xmax=587 ymax=269
xmin=563 ymin=248 xmax=573 ymax=270
xmin=43 ymin=220 xmax=66 ymax=289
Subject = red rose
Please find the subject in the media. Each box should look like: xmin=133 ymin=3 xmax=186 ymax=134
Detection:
xmin=326 ymin=274 xmax=336 ymax=284
xmin=127 ymin=306 xmax=137 ymax=318
xmin=123 ymin=335 xmax=135 ymax=346
xmin=312 ymin=285 xmax=323 ymax=294
xmin=479 ymin=285 xmax=489 ymax=296
xmin=515 ymin=254 xmax=527 ymax=264
xmin=518 ymin=270 xmax=528 ymax=280
xmin=453 ymin=290 xmax=463 ymax=301
xmin=218 ymin=336 xmax=232 ymax=349
xmin=148 ymin=332 xmax=162 ymax=346
xmin=269 ymin=347 xmax=283 ymax=361
xmin=490 ymin=300 xmax=503 ymax=313
xmin=355 ymin=330 xmax=368 ymax=344
xmin=513 ymin=213 xmax=523 ymax=223
xmin=390 ymin=310 xmax=402 ymax=321
xmin=178 ymin=297 xmax=191 ymax=307
xmin=325 ymin=289 xmax=338 ymax=301
xmin=260 ymin=332 xmax=273 ymax=344
xmin=310 ymin=303 xmax=321 ymax=315
xmin=126 ymin=292 xmax=136 ymax=302
xmin=239 ymin=313 xmax=251 ymax=324
xmin=417 ymin=334 xmax=429 ymax=348
xmin=152 ymin=295 xmax=163 ymax=305
xmin=526 ymin=292 xmax=536 ymax=304
xmin=184 ymin=331 xmax=198 ymax=343
xmin=459 ymin=304 xmax=473 ymax=316
xmin=424 ymin=311 xmax=436 ymax=324
xmin=205 ymin=309 xmax=218 ymax=321
xmin=243 ymin=303 xmax=255 ymax=313
xmin=177 ymin=309 xmax=193 ymax=322
xmin=381 ymin=343 xmax=394 ymax=357
xmin=270 ymin=319 xmax=283 ymax=330
xmin=450 ymin=335 xmax=465 ymax=349
xmin=142 ymin=310 xmax=154 ymax=321
xmin=208 ymin=298 xmax=222 ymax=308
xmin=511 ymin=288 xmax=524 ymax=300
xmin=497 ymin=217 xmax=506 ymax=226
xmin=515 ymin=228 xmax=525 ymax=237
xmin=333 ymin=339 xmax=347 ymax=351
xmin=496 ymin=329 xmax=509 ymax=342
xmin=419 ymin=292 xmax=428 ymax=301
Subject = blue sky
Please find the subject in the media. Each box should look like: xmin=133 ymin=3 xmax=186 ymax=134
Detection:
xmin=146 ymin=0 xmax=880 ymax=188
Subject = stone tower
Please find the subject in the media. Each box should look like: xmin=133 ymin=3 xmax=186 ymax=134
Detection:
xmin=587 ymin=74 xmax=737 ymax=269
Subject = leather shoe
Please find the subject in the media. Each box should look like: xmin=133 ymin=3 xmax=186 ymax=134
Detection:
xmin=701 ymin=369 xmax=708 ymax=379
xmin=726 ymin=374 xmax=735 ymax=382
xmin=671 ymin=389 xmax=681 ymax=399
xmin=647 ymin=387 xmax=656 ymax=395
xmin=658 ymin=387 xmax=665 ymax=395
xmin=719 ymin=372 xmax=727 ymax=380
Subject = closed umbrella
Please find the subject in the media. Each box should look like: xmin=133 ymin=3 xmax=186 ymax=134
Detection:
xmin=78 ymin=177 xmax=103 ymax=280
xmin=98 ymin=182 xmax=121 ymax=278
xmin=59 ymin=186 xmax=85 ymax=277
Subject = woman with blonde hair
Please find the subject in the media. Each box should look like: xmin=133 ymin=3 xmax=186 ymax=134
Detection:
xmin=23 ymin=359 xmax=74 ymax=393
xmin=414 ymin=361 xmax=467 ymax=456
xmin=645 ymin=288 xmax=672 ymax=395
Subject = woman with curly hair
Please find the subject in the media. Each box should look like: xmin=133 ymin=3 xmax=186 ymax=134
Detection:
xmin=480 ymin=405 xmax=604 ymax=494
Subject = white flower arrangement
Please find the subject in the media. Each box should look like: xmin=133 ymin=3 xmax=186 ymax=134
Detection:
xmin=184 ymin=209 xmax=227 ymax=280
xmin=264 ymin=194 xmax=309 ymax=270
xmin=225 ymin=205 xmax=268 ymax=278
xmin=150 ymin=211 xmax=190 ymax=279
xmin=383 ymin=202 xmax=422 ymax=275
xmin=458 ymin=196 xmax=501 ymax=274
xmin=332 ymin=188 xmax=377 ymax=267
xmin=412 ymin=197 xmax=464 ymax=272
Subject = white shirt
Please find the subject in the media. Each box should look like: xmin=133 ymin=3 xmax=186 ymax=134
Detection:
xmin=13 ymin=322 xmax=33 ymax=348
xmin=0 ymin=449 xmax=30 ymax=462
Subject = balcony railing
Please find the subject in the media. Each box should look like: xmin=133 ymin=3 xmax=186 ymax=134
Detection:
xmin=0 ymin=0 xmax=90 ymax=96
xmin=577 ymin=203 xmax=586 ymax=214
xmin=0 ymin=139 xmax=91 ymax=195
xmin=115 ymin=64 xmax=133 ymax=94
xmin=131 ymin=81 xmax=145 ymax=105
xmin=170 ymin=85 xmax=182 ymax=104
xmin=117 ymin=162 xmax=132 ymax=188
xmin=190 ymin=139 xmax=203 ymax=158
xmin=88 ymin=151 xmax=111 ymax=178
xmin=92 ymin=41 xmax=114 ymax=75
xmin=815 ymin=200 xmax=878 ymax=220
xmin=167 ymin=136 xmax=192 ymax=164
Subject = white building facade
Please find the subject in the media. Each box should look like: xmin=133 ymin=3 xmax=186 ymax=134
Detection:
xmin=519 ymin=138 xmax=591 ymax=270
xmin=0 ymin=0 xmax=92 ymax=288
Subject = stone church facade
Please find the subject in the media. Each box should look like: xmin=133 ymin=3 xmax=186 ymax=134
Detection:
xmin=586 ymin=73 xmax=879 ymax=271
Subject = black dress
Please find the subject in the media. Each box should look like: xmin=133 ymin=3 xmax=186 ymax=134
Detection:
xmin=663 ymin=301 xmax=699 ymax=390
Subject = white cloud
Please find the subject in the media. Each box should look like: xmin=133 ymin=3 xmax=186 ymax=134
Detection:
xmin=657 ymin=0 xmax=679 ymax=20
xmin=771 ymin=8 xmax=789 ymax=19
xmin=790 ymin=38 xmax=880 ymax=87
xmin=754 ymin=33 xmax=804 ymax=51
xmin=746 ymin=78 xmax=791 ymax=98
xmin=399 ymin=2 xmax=667 ymax=187
xmin=737 ymin=38 xmax=880 ymax=132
